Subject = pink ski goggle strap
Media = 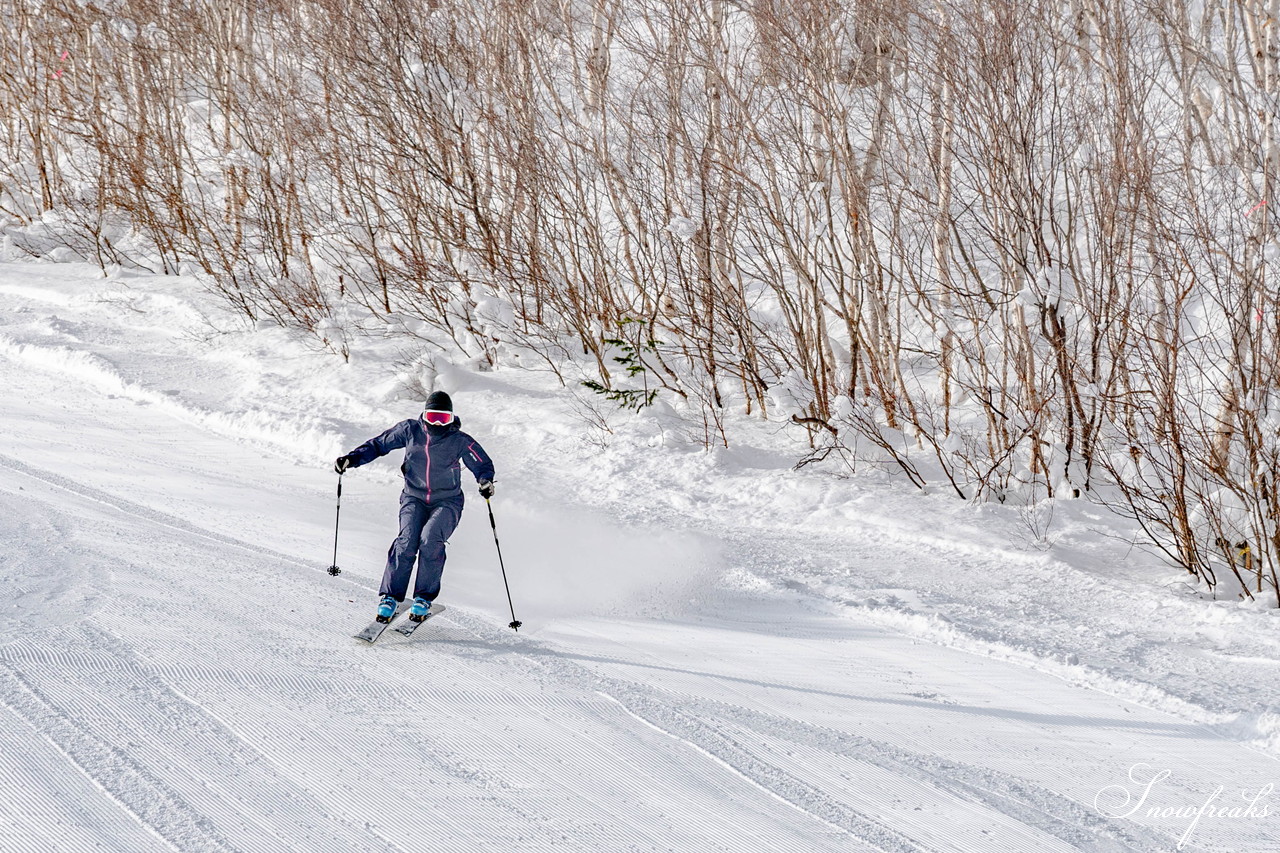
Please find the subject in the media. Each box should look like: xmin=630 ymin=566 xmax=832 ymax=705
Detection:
xmin=423 ymin=409 xmax=454 ymax=425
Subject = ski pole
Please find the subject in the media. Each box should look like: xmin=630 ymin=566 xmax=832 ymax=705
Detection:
xmin=485 ymin=498 xmax=522 ymax=631
xmin=327 ymin=472 xmax=343 ymax=576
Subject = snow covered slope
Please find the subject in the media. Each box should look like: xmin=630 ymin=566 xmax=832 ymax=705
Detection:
xmin=1 ymin=262 xmax=1277 ymax=852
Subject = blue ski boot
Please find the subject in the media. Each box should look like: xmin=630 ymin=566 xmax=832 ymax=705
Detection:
xmin=375 ymin=595 xmax=398 ymax=623
xmin=409 ymin=597 xmax=432 ymax=623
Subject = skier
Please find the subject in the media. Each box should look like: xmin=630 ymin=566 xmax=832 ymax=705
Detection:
xmin=334 ymin=391 xmax=495 ymax=623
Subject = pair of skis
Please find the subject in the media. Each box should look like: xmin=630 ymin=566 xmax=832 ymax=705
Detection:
xmin=354 ymin=603 xmax=447 ymax=643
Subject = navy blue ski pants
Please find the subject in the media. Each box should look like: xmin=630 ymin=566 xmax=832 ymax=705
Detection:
xmin=379 ymin=493 xmax=463 ymax=602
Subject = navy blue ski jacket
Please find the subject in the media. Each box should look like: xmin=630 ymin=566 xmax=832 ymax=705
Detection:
xmin=346 ymin=416 xmax=495 ymax=503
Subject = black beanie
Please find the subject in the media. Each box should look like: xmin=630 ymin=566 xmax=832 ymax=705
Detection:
xmin=425 ymin=390 xmax=453 ymax=412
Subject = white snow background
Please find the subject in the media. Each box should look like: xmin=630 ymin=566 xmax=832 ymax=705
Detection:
xmin=1 ymin=260 xmax=1278 ymax=851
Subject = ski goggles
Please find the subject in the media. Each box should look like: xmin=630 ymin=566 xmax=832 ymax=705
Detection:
xmin=422 ymin=409 xmax=454 ymax=426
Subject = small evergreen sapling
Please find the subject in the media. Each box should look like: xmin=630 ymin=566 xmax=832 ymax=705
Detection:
xmin=581 ymin=319 xmax=661 ymax=411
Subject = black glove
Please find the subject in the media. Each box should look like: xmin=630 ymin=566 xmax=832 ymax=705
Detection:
xmin=478 ymin=479 xmax=495 ymax=499
xmin=334 ymin=454 xmax=357 ymax=474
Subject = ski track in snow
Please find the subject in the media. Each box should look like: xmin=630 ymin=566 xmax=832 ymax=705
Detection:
xmin=0 ymin=435 xmax=1216 ymax=853
xmin=2 ymin=263 xmax=1279 ymax=851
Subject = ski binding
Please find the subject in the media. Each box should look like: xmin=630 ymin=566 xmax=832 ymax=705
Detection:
xmin=393 ymin=604 xmax=447 ymax=637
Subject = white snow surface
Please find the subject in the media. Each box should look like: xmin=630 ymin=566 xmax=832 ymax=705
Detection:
xmin=1 ymin=261 xmax=1278 ymax=852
